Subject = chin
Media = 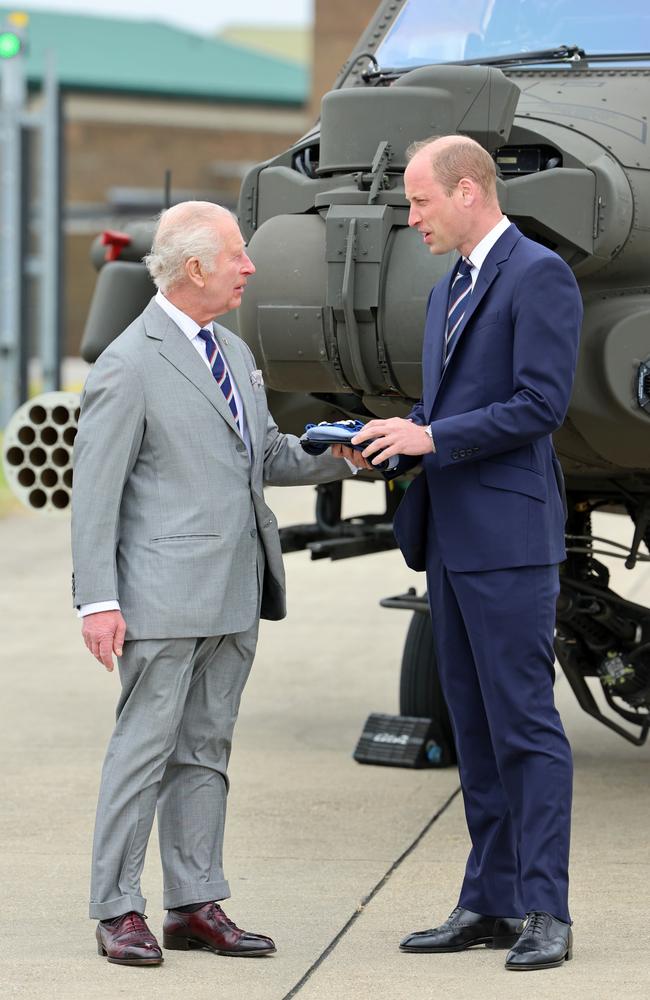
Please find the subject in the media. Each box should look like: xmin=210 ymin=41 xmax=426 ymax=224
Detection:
xmin=430 ymin=241 xmax=453 ymax=256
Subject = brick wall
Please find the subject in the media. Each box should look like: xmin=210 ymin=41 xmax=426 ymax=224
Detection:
xmin=65 ymin=108 xmax=307 ymax=205
xmin=310 ymin=0 xmax=380 ymax=116
xmin=62 ymin=1 xmax=382 ymax=356
xmin=63 ymin=100 xmax=307 ymax=355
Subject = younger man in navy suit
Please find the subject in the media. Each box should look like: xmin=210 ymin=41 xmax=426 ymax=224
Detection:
xmin=348 ymin=135 xmax=582 ymax=971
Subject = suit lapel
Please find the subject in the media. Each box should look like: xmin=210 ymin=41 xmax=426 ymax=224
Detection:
xmin=144 ymin=301 xmax=240 ymax=434
xmin=422 ymin=275 xmax=452 ymax=417
xmin=428 ymin=224 xmax=522 ymax=414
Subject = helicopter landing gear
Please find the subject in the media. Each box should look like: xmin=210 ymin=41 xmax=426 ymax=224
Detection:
xmin=396 ymin=607 xmax=457 ymax=767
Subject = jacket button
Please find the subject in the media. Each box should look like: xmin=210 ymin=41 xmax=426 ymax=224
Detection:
xmin=236 ymin=442 xmax=246 ymax=453
xmin=451 ymin=451 xmax=459 ymax=460
xmin=459 ymin=449 xmax=466 ymax=458
xmin=473 ymin=446 xmax=479 ymax=453
xmin=250 ymin=528 xmax=257 ymax=538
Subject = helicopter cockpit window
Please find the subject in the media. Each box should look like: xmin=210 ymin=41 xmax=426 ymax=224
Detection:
xmin=375 ymin=0 xmax=650 ymax=67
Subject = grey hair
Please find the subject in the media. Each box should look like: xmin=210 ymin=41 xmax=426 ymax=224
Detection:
xmin=143 ymin=201 xmax=232 ymax=292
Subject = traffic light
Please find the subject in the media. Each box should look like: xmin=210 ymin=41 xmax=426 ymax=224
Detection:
xmin=0 ymin=12 xmax=28 ymax=59
xmin=0 ymin=31 xmax=22 ymax=59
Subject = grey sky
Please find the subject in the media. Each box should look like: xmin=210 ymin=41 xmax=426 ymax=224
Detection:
xmin=4 ymin=1 xmax=314 ymax=34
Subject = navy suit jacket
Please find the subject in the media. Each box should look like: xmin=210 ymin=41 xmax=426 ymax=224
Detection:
xmin=392 ymin=224 xmax=582 ymax=573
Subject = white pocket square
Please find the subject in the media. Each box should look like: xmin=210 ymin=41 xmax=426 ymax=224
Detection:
xmin=250 ymin=369 xmax=264 ymax=387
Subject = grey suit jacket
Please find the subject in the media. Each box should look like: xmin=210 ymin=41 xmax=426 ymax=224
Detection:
xmin=71 ymin=298 xmax=349 ymax=640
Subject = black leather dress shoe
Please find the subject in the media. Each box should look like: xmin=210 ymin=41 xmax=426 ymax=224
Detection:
xmin=505 ymin=911 xmax=572 ymax=970
xmin=399 ymin=906 xmax=524 ymax=953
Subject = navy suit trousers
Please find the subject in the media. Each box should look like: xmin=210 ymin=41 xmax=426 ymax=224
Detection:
xmin=425 ymin=533 xmax=573 ymax=924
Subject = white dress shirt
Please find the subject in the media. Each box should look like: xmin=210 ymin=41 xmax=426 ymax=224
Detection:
xmin=463 ymin=215 xmax=511 ymax=288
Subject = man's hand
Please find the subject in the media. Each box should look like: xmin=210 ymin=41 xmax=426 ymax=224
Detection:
xmin=330 ymin=444 xmax=373 ymax=470
xmin=81 ymin=610 xmax=127 ymax=673
xmin=352 ymin=418 xmax=432 ymax=466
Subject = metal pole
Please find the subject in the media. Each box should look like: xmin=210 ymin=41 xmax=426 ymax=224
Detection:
xmin=0 ymin=56 xmax=25 ymax=427
xmin=40 ymin=51 xmax=61 ymax=391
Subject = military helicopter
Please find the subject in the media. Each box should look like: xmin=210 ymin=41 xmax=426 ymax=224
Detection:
xmin=4 ymin=0 xmax=650 ymax=759
xmin=234 ymin=0 xmax=650 ymax=758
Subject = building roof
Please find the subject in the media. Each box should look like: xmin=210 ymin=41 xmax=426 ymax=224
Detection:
xmin=0 ymin=7 xmax=308 ymax=104
xmin=218 ymin=26 xmax=312 ymax=67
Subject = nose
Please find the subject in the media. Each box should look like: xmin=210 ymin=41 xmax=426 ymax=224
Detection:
xmin=407 ymin=204 xmax=420 ymax=228
xmin=242 ymin=252 xmax=255 ymax=275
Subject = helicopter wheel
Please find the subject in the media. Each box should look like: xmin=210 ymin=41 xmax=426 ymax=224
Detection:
xmin=399 ymin=611 xmax=457 ymax=766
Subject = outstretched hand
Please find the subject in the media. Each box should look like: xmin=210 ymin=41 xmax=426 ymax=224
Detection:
xmin=81 ymin=610 xmax=127 ymax=672
xmin=352 ymin=418 xmax=432 ymax=466
xmin=330 ymin=444 xmax=373 ymax=469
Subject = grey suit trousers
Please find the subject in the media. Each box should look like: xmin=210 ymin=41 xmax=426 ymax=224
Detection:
xmin=89 ymin=620 xmax=259 ymax=920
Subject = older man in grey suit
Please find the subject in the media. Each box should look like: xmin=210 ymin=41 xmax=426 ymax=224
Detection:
xmin=72 ymin=201 xmax=359 ymax=966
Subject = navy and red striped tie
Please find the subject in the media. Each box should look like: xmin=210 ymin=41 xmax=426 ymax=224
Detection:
xmin=197 ymin=328 xmax=240 ymax=429
xmin=444 ymin=257 xmax=473 ymax=365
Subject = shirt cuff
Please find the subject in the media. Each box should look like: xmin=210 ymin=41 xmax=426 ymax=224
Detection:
xmin=344 ymin=457 xmax=360 ymax=475
xmin=78 ymin=601 xmax=121 ymax=619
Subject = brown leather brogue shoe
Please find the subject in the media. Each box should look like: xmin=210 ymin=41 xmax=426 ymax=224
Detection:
xmin=96 ymin=911 xmax=163 ymax=966
xmin=163 ymin=902 xmax=276 ymax=957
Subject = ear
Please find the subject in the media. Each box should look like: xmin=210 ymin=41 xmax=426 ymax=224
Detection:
xmin=185 ymin=256 xmax=205 ymax=287
xmin=458 ymin=177 xmax=477 ymax=206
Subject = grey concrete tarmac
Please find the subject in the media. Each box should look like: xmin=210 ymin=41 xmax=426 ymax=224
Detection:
xmin=1 ymin=483 xmax=649 ymax=1000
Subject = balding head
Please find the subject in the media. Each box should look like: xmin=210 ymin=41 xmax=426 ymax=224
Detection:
xmin=144 ymin=201 xmax=234 ymax=293
xmin=407 ymin=135 xmax=498 ymax=203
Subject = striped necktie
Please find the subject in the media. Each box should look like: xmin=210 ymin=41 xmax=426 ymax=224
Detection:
xmin=197 ymin=328 xmax=240 ymax=428
xmin=444 ymin=257 xmax=473 ymax=365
